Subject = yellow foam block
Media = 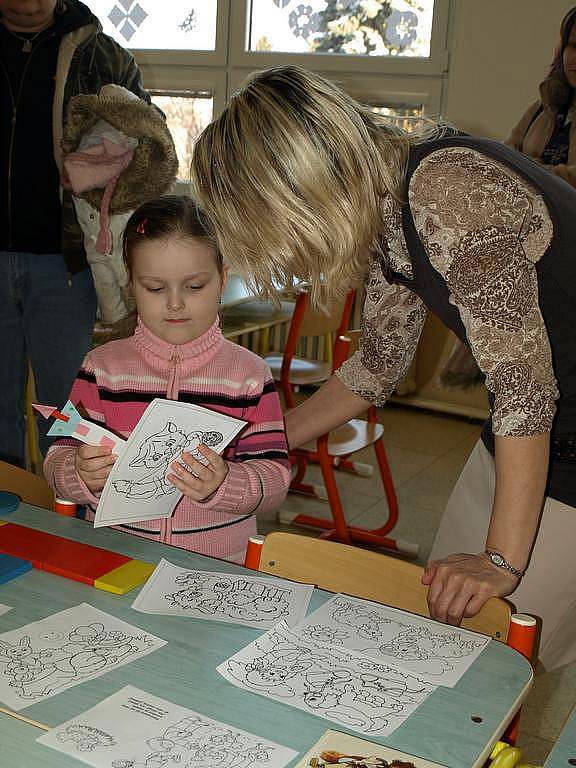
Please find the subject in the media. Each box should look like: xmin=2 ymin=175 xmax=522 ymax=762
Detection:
xmin=0 ymin=521 xmax=7 ymax=527
xmin=94 ymin=560 xmax=155 ymax=595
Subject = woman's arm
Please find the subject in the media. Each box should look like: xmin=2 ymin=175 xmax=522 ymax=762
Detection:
xmin=286 ymin=258 xmax=427 ymax=450
xmin=488 ymin=432 xmax=549 ymax=569
xmin=285 ymin=374 xmax=371 ymax=448
xmin=423 ymin=432 xmax=549 ymax=624
xmin=409 ymin=147 xmax=559 ymax=624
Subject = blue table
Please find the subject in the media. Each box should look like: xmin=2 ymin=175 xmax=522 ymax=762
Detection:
xmin=544 ymin=705 xmax=576 ymax=767
xmin=0 ymin=505 xmax=533 ymax=768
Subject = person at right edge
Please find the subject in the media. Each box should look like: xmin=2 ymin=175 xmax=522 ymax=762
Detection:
xmin=506 ymin=6 xmax=576 ymax=187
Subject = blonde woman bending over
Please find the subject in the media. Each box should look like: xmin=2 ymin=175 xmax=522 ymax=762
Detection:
xmin=191 ymin=66 xmax=576 ymax=671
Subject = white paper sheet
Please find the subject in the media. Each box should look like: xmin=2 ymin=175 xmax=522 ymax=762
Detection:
xmin=296 ymin=594 xmax=489 ymax=687
xmin=131 ymin=559 xmax=314 ymax=628
xmin=94 ymin=399 xmax=246 ymax=527
xmin=293 ymin=728 xmax=447 ymax=768
xmin=218 ymin=621 xmax=434 ymax=737
xmin=37 ymin=684 xmax=298 ymax=768
xmin=0 ymin=603 xmax=166 ymax=710
xmin=0 ymin=603 xmax=12 ymax=616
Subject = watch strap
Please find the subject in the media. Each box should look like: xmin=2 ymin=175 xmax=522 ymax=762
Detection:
xmin=485 ymin=550 xmax=524 ymax=579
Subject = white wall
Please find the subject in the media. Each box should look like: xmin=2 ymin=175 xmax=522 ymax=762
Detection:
xmin=443 ymin=0 xmax=572 ymax=140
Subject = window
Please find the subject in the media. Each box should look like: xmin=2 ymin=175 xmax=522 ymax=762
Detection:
xmin=372 ymin=103 xmax=426 ymax=132
xmin=248 ymin=0 xmax=435 ymax=58
xmin=92 ymin=0 xmax=449 ymax=147
xmin=150 ymin=91 xmax=213 ymax=182
xmin=87 ymin=1 xmax=218 ymax=50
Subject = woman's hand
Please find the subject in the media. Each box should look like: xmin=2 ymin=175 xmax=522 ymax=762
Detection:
xmin=422 ymin=552 xmax=519 ymax=625
xmin=167 ymin=445 xmax=228 ymax=502
xmin=75 ymin=445 xmax=117 ymax=493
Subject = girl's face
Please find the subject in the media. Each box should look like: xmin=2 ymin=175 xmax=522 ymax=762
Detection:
xmin=130 ymin=236 xmax=227 ymax=345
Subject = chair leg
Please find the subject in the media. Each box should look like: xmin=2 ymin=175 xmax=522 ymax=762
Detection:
xmin=316 ymin=441 xmax=352 ymax=545
xmin=284 ymin=439 xmax=418 ymax=557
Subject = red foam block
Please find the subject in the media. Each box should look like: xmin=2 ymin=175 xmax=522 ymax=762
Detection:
xmin=0 ymin=523 xmax=130 ymax=585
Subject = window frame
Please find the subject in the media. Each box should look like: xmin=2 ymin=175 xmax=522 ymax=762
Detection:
xmin=129 ymin=0 xmax=449 ymax=128
xmin=229 ymin=0 xmax=450 ymax=77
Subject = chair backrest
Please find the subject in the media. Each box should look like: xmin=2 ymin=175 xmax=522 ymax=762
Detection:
xmin=0 ymin=460 xmax=54 ymax=510
xmin=259 ymin=532 xmax=512 ymax=642
xmin=283 ymin=289 xmax=355 ymax=364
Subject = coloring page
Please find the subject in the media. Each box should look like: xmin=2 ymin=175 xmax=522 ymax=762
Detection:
xmin=293 ymin=728 xmax=447 ymax=768
xmin=95 ymin=399 xmax=246 ymax=528
xmin=296 ymin=595 xmax=489 ymax=687
xmin=131 ymin=559 xmax=313 ymax=628
xmin=37 ymin=684 xmax=297 ymax=768
xmin=218 ymin=621 xmax=434 ymax=737
xmin=0 ymin=604 xmax=166 ymax=710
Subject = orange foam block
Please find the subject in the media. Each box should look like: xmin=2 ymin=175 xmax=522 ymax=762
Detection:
xmin=0 ymin=523 xmax=130 ymax=586
xmin=95 ymin=560 xmax=156 ymax=595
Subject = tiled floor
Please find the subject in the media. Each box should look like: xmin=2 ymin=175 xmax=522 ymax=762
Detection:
xmin=258 ymin=402 xmax=576 ymax=765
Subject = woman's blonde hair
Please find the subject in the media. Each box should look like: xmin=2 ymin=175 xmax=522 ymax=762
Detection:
xmin=191 ymin=65 xmax=432 ymax=304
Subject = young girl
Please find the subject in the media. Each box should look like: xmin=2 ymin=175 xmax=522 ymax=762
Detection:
xmin=43 ymin=195 xmax=290 ymax=563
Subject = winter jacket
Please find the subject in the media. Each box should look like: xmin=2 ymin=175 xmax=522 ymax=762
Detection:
xmin=505 ymin=69 xmax=576 ymax=188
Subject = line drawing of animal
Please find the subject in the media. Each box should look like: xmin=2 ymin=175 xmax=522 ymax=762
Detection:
xmin=110 ymin=715 xmax=275 ymax=768
xmin=0 ymin=622 xmax=144 ymax=700
xmin=223 ymin=624 xmax=432 ymax=736
xmin=164 ymin=574 xmax=290 ymax=623
xmin=327 ymin=597 xmax=483 ymax=675
xmin=112 ymin=423 xmax=223 ymax=501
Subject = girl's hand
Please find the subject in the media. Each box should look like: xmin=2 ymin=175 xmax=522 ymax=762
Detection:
xmin=75 ymin=445 xmax=117 ymax=493
xmin=168 ymin=445 xmax=228 ymax=502
xmin=422 ymin=552 xmax=519 ymax=626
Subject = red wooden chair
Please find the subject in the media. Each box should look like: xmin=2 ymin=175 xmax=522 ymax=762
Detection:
xmin=264 ymin=287 xmax=356 ymax=410
xmin=282 ymin=333 xmax=417 ymax=557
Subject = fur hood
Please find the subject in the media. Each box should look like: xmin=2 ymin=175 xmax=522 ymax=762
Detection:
xmin=62 ymin=86 xmax=178 ymax=214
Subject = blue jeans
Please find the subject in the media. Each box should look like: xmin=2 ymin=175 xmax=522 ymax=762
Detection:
xmin=0 ymin=252 xmax=97 ymax=466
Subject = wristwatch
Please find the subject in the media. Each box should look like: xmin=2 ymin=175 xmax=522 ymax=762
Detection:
xmin=485 ymin=550 xmax=524 ymax=579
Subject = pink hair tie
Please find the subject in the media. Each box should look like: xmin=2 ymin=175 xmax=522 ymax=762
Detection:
xmin=136 ymin=217 xmax=148 ymax=235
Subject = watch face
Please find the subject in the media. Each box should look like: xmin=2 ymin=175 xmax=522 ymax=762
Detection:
xmin=490 ymin=553 xmax=504 ymax=566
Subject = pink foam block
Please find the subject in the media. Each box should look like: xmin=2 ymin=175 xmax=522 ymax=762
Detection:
xmin=75 ymin=423 xmax=90 ymax=437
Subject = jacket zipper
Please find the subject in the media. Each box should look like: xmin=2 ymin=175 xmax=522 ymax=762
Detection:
xmin=1 ymin=38 xmax=52 ymax=249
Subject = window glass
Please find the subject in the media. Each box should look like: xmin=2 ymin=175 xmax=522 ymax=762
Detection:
xmin=88 ymin=1 xmax=217 ymax=50
xmin=248 ymin=0 xmax=435 ymax=57
xmin=372 ymin=103 xmax=426 ymax=132
xmin=150 ymin=93 xmax=213 ymax=182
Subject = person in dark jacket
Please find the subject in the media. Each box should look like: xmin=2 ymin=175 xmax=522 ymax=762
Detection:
xmin=0 ymin=0 xmax=149 ymax=466
xmin=190 ymin=65 xmax=576 ymax=670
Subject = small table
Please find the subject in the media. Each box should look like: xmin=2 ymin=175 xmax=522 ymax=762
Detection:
xmin=0 ymin=505 xmax=532 ymax=768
